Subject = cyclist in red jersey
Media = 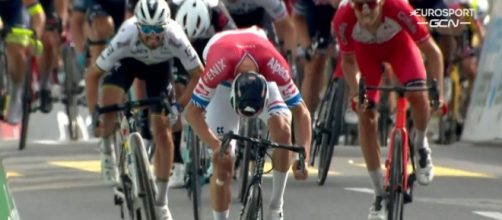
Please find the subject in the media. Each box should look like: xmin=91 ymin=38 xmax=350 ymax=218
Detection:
xmin=333 ymin=0 xmax=444 ymax=219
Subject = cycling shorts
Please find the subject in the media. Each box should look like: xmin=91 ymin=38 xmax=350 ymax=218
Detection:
xmin=293 ymin=0 xmax=335 ymax=50
xmin=73 ymin=0 xmax=126 ymax=30
xmin=205 ymin=81 xmax=292 ymax=157
xmin=40 ymin=0 xmax=61 ymax=31
xmin=0 ymin=0 xmax=29 ymax=29
xmin=356 ymin=42 xmax=427 ymax=103
xmin=102 ymin=58 xmax=172 ymax=113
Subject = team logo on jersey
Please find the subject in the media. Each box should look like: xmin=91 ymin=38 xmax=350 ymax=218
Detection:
xmin=267 ymin=58 xmax=288 ymax=81
xmin=204 ymin=58 xmax=226 ymax=83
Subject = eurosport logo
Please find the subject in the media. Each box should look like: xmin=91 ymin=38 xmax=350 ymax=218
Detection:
xmin=411 ymin=8 xmax=475 ymax=28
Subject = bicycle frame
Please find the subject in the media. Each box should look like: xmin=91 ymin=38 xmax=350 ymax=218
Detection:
xmin=385 ymin=92 xmax=412 ymax=194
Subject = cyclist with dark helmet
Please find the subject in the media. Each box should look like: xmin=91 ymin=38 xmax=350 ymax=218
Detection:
xmin=185 ymin=26 xmax=312 ymax=220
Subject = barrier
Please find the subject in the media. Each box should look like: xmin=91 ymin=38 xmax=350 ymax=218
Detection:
xmin=0 ymin=162 xmax=20 ymax=220
xmin=462 ymin=0 xmax=502 ymax=142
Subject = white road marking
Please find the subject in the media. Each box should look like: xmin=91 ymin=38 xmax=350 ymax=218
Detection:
xmin=344 ymin=187 xmax=374 ymax=194
xmin=473 ymin=211 xmax=502 ymax=220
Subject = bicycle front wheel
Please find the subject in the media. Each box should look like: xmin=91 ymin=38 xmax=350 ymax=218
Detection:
xmin=240 ymin=183 xmax=262 ymax=220
xmin=62 ymin=45 xmax=80 ymax=140
xmin=130 ymin=132 xmax=157 ymax=220
xmin=387 ymin=131 xmax=405 ymax=220
xmin=19 ymin=57 xmax=33 ymax=151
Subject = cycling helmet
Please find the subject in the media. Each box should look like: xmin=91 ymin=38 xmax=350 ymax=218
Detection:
xmin=175 ymin=0 xmax=211 ymax=38
xmin=230 ymin=71 xmax=269 ymax=118
xmin=135 ymin=0 xmax=171 ymax=26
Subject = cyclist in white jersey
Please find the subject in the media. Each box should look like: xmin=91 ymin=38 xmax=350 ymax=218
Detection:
xmin=84 ymin=0 xmax=204 ymax=218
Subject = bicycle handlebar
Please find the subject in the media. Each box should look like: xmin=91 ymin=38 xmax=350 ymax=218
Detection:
xmin=219 ymin=131 xmax=306 ymax=171
xmin=93 ymin=92 xmax=179 ymax=129
xmin=358 ymin=78 xmax=441 ymax=111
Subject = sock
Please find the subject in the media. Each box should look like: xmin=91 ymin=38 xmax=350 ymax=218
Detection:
xmin=101 ymin=135 xmax=114 ymax=155
xmin=212 ymin=210 xmax=229 ymax=220
xmin=156 ymin=179 xmax=169 ymax=205
xmin=368 ymin=169 xmax=385 ymax=196
xmin=413 ymin=129 xmax=429 ymax=151
xmin=269 ymin=170 xmax=288 ymax=210
xmin=173 ymin=131 xmax=183 ymax=163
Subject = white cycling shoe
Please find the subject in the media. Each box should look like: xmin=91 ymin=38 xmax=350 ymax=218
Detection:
xmin=155 ymin=203 xmax=173 ymax=220
xmin=168 ymin=163 xmax=185 ymax=188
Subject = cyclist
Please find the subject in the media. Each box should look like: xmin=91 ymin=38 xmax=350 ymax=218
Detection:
xmin=332 ymin=0 xmax=444 ymax=219
xmin=0 ymin=0 xmax=45 ymax=124
xmin=292 ymin=0 xmax=338 ymax=113
xmin=222 ymin=0 xmax=297 ymax=57
xmin=185 ymin=26 xmax=311 ymax=220
xmin=70 ymin=0 xmax=126 ymax=72
xmin=38 ymin=0 xmax=68 ymax=113
xmin=85 ymin=0 xmax=204 ymax=218
xmin=161 ymin=0 xmax=237 ymax=188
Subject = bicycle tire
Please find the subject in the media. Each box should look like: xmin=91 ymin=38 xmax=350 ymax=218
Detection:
xmin=310 ymin=79 xmax=335 ymax=167
xmin=187 ymin=126 xmax=202 ymax=220
xmin=62 ymin=45 xmax=79 ymax=140
xmin=387 ymin=131 xmax=405 ymax=220
xmin=318 ymin=79 xmax=342 ymax=185
xmin=240 ymin=184 xmax=262 ymax=220
xmin=130 ymin=132 xmax=157 ymax=220
xmin=19 ymin=57 xmax=33 ymax=150
xmin=238 ymin=118 xmax=256 ymax=203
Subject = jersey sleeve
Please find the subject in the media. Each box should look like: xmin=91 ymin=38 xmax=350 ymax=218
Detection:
xmin=262 ymin=52 xmax=302 ymax=107
xmin=191 ymin=44 xmax=235 ymax=109
xmin=332 ymin=4 xmax=355 ymax=54
xmin=211 ymin=1 xmax=237 ymax=31
xmin=170 ymin=23 xmax=203 ymax=72
xmin=392 ymin=0 xmax=430 ymax=43
xmin=95 ymin=32 xmax=129 ymax=72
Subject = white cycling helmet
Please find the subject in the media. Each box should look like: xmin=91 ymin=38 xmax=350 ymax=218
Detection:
xmin=175 ymin=0 xmax=211 ymax=38
xmin=135 ymin=0 xmax=171 ymax=26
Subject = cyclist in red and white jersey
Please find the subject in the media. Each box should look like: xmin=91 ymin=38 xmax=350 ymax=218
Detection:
xmin=333 ymin=0 xmax=444 ymax=219
xmin=185 ymin=26 xmax=311 ymax=220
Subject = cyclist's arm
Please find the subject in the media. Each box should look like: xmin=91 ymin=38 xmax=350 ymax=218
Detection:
xmin=291 ymin=101 xmax=312 ymax=161
xmin=185 ymin=103 xmax=221 ymax=150
xmin=179 ymin=66 xmax=204 ymax=107
xmin=24 ymin=0 xmax=46 ymax=38
xmin=341 ymin=53 xmax=360 ymax=97
xmin=417 ymin=37 xmax=444 ymax=98
xmin=85 ymin=65 xmax=104 ymax=115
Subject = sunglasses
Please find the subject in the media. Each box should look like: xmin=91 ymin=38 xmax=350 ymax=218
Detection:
xmin=352 ymin=0 xmax=380 ymax=11
xmin=138 ymin=24 xmax=165 ymax=35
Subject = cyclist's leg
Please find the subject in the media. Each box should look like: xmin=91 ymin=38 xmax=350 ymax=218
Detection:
xmin=390 ymin=41 xmax=433 ymax=185
xmin=139 ymin=61 xmax=174 ymax=217
xmin=2 ymin=0 xmax=31 ymax=124
xmin=259 ymin=82 xmax=292 ymax=217
xmin=98 ymin=59 xmax=136 ymax=185
xmin=70 ymin=0 xmax=88 ymax=68
xmin=39 ymin=0 xmax=61 ymax=113
xmin=294 ymin=0 xmax=335 ymax=113
xmin=205 ymin=83 xmax=240 ymax=219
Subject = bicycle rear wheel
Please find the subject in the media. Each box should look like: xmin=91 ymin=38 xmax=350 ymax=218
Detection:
xmin=19 ymin=57 xmax=34 ymax=150
xmin=62 ymin=45 xmax=80 ymax=140
xmin=240 ymin=183 xmax=262 ymax=220
xmin=387 ymin=132 xmax=404 ymax=220
xmin=130 ymin=132 xmax=156 ymax=220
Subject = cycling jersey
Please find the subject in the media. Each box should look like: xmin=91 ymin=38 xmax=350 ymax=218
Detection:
xmin=222 ymin=0 xmax=287 ymax=21
xmin=0 ymin=0 xmax=29 ymax=28
xmin=333 ymin=0 xmax=429 ymax=102
xmin=96 ymin=17 xmax=202 ymax=73
xmin=192 ymin=26 xmax=302 ymax=109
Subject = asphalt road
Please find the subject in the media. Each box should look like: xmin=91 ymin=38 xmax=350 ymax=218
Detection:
xmin=1 ymin=139 xmax=501 ymax=220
